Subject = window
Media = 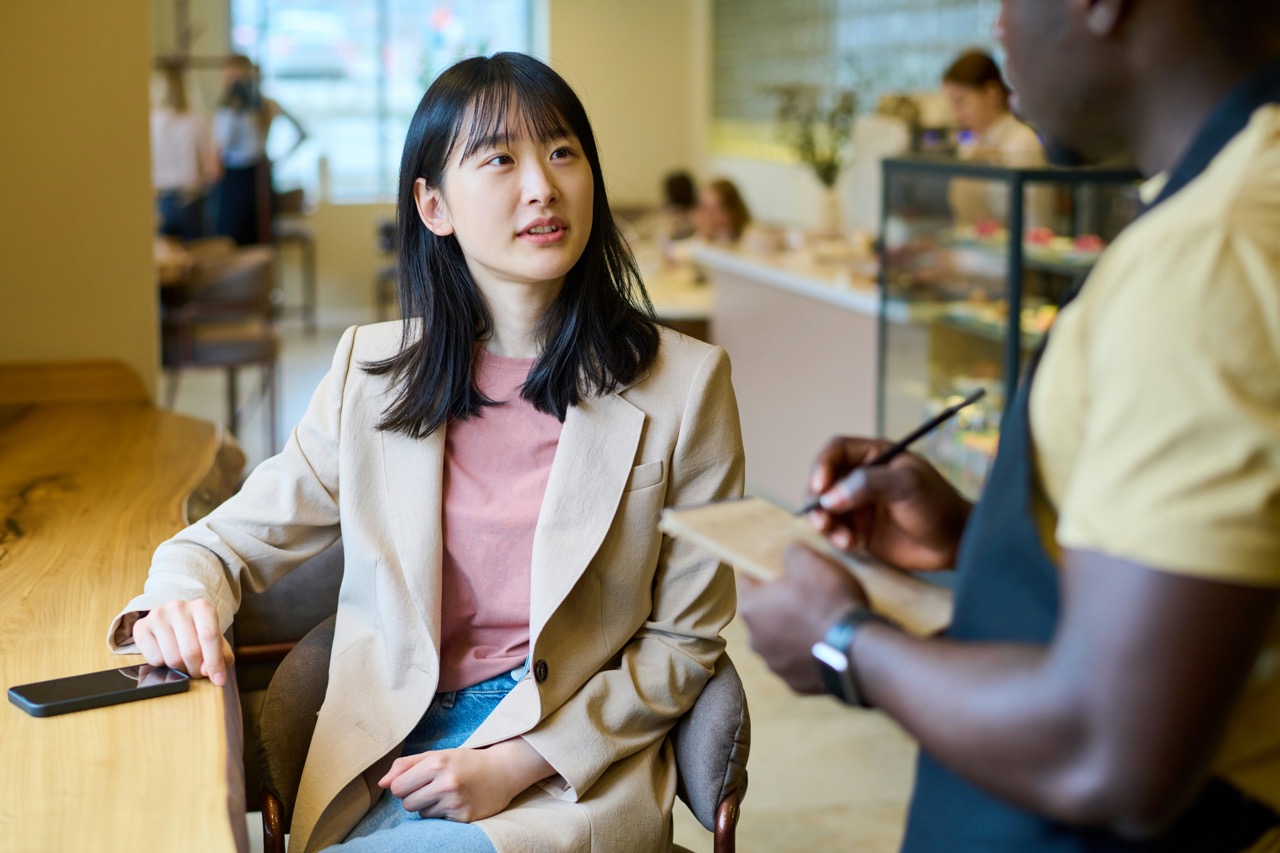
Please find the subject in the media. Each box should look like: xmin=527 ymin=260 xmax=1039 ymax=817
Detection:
xmin=231 ymin=0 xmax=536 ymax=201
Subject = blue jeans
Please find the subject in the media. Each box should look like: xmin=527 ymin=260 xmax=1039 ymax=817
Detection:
xmin=323 ymin=663 xmax=526 ymax=853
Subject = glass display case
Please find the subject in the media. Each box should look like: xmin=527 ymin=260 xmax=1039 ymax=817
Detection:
xmin=877 ymin=156 xmax=1142 ymax=497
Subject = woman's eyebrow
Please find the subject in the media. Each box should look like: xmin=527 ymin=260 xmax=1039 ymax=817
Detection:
xmin=460 ymin=131 xmax=513 ymax=160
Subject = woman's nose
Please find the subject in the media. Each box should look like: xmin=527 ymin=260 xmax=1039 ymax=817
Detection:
xmin=522 ymin=162 xmax=558 ymax=206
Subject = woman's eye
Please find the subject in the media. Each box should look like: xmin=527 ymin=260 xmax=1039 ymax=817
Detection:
xmin=485 ymin=153 xmax=513 ymax=167
xmin=550 ymin=147 xmax=574 ymax=160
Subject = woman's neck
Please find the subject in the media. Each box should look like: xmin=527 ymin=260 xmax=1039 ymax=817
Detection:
xmin=477 ymin=278 xmax=563 ymax=358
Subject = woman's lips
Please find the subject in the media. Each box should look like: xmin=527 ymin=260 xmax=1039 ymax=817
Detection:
xmin=518 ymin=219 xmax=568 ymax=245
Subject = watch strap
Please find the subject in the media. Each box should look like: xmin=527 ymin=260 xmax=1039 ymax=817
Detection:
xmin=814 ymin=608 xmax=897 ymax=707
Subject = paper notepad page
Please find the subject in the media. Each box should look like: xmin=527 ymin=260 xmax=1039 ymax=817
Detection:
xmin=660 ymin=497 xmax=953 ymax=637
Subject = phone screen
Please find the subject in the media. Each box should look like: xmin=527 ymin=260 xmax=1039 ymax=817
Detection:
xmin=8 ymin=665 xmax=190 ymax=717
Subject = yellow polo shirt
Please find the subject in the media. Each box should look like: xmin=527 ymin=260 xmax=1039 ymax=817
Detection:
xmin=1031 ymin=105 xmax=1280 ymax=815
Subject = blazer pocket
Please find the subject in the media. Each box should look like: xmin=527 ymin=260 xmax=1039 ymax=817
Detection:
xmin=625 ymin=460 xmax=665 ymax=492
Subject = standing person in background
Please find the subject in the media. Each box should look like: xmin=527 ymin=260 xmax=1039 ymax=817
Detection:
xmin=942 ymin=49 xmax=1053 ymax=228
xmin=739 ymin=0 xmax=1280 ymax=849
xmin=212 ymin=54 xmax=307 ymax=245
xmin=943 ymin=49 xmax=1042 ymax=167
xmin=151 ymin=62 xmax=220 ymax=241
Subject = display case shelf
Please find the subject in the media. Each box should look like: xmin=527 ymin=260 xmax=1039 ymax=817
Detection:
xmin=877 ymin=156 xmax=1141 ymax=497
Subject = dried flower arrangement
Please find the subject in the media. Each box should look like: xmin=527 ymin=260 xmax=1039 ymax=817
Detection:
xmin=774 ymin=85 xmax=858 ymax=189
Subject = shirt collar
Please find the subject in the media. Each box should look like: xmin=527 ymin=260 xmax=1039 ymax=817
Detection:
xmin=1148 ymin=58 xmax=1280 ymax=209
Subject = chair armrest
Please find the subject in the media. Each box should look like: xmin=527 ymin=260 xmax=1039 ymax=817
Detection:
xmin=671 ymin=654 xmax=751 ymax=832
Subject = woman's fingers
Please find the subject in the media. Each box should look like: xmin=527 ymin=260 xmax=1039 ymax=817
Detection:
xmin=131 ymin=618 xmax=166 ymax=668
xmin=190 ymin=600 xmax=228 ymax=686
xmin=131 ymin=600 xmax=228 ymax=682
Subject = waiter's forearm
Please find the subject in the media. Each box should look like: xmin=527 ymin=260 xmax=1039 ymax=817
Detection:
xmin=854 ymin=626 xmax=1115 ymax=826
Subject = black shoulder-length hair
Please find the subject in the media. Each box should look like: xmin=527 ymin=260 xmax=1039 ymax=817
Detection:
xmin=365 ymin=52 xmax=660 ymax=438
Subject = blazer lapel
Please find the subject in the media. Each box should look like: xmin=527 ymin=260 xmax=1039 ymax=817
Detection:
xmin=379 ymin=425 xmax=446 ymax=653
xmin=528 ymin=391 xmax=644 ymax=643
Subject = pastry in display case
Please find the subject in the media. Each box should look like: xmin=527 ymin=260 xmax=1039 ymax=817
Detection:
xmin=877 ymin=156 xmax=1141 ymax=497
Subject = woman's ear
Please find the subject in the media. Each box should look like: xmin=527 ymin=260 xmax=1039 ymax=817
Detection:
xmin=413 ymin=177 xmax=454 ymax=236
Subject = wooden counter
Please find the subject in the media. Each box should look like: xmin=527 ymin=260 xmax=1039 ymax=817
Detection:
xmin=0 ymin=365 xmax=246 ymax=853
xmin=694 ymin=245 xmax=882 ymax=508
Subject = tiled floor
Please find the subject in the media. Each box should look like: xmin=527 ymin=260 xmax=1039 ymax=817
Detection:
xmin=173 ymin=318 xmax=916 ymax=853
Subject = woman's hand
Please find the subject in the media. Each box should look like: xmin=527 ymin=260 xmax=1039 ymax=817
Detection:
xmin=131 ymin=599 xmax=233 ymax=686
xmin=381 ymin=738 xmax=554 ymax=823
xmin=808 ymin=437 xmax=973 ymax=571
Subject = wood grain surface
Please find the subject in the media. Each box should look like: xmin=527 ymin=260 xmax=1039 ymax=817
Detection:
xmin=0 ymin=360 xmax=150 ymax=406
xmin=0 ymin=400 xmax=246 ymax=853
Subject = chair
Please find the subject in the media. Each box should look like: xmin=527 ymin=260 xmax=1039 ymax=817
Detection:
xmin=161 ymin=242 xmax=281 ymax=453
xmin=373 ymin=219 xmax=398 ymax=322
xmin=258 ymin=619 xmax=749 ymax=853
xmin=273 ymin=188 xmax=318 ymax=335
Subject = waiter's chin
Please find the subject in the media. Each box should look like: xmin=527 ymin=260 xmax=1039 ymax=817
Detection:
xmin=1040 ymin=136 xmax=1095 ymax=168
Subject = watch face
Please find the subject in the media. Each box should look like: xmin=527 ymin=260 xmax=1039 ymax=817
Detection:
xmin=812 ymin=641 xmax=850 ymax=672
xmin=812 ymin=641 xmax=859 ymax=706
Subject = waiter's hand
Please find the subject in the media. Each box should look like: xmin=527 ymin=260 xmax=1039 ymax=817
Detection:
xmin=738 ymin=544 xmax=869 ymax=695
xmin=808 ymin=437 xmax=973 ymax=571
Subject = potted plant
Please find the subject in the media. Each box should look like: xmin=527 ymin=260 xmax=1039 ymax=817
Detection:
xmin=775 ymin=85 xmax=857 ymax=235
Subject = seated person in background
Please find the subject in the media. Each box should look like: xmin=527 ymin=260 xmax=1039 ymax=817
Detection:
xmin=943 ymin=49 xmax=1054 ymax=229
xmin=694 ymin=178 xmax=753 ymax=244
xmin=665 ymin=177 xmax=754 ymax=267
xmin=662 ymin=170 xmax=698 ymax=241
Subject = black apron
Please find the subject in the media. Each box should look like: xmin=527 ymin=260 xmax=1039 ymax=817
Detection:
xmin=901 ymin=59 xmax=1280 ymax=852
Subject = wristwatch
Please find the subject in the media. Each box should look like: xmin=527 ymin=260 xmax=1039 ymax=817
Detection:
xmin=811 ymin=608 xmax=897 ymax=707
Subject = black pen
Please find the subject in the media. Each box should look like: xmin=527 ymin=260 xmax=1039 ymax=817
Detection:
xmin=796 ymin=388 xmax=987 ymax=516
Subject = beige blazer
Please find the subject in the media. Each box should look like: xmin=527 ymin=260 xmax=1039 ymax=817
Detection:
xmin=110 ymin=322 xmax=745 ymax=852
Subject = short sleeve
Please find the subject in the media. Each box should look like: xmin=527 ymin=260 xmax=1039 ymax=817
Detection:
xmin=1055 ymin=221 xmax=1280 ymax=585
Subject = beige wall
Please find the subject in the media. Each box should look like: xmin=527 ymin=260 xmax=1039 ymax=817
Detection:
xmin=0 ymin=2 xmax=157 ymax=397
xmin=547 ymin=0 xmax=706 ymax=206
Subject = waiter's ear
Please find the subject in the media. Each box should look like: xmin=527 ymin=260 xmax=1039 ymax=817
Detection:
xmin=1081 ymin=0 xmax=1127 ymax=37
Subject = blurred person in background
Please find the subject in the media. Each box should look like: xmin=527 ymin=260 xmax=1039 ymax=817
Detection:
xmin=694 ymin=178 xmax=752 ymax=245
xmin=151 ymin=62 xmax=220 ymax=241
xmin=942 ymin=49 xmax=1053 ymax=229
xmin=212 ymin=54 xmax=307 ymax=245
xmin=943 ymin=49 xmax=1043 ymax=166
xmin=661 ymin=170 xmax=698 ymax=241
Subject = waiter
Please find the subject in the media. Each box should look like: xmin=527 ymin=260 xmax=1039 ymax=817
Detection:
xmin=738 ymin=0 xmax=1280 ymax=849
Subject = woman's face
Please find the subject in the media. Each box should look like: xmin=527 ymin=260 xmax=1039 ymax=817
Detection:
xmin=415 ymin=110 xmax=594 ymax=298
xmin=695 ymin=187 xmax=732 ymax=242
xmin=944 ymin=82 xmax=1007 ymax=133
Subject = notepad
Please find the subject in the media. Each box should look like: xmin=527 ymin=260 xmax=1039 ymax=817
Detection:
xmin=660 ymin=497 xmax=953 ymax=636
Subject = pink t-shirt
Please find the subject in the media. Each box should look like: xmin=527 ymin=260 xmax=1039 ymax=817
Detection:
xmin=437 ymin=350 xmax=562 ymax=692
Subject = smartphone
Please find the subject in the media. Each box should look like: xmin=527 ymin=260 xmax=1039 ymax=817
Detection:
xmin=8 ymin=664 xmax=191 ymax=718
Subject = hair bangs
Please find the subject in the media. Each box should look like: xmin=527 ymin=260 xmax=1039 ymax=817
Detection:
xmin=453 ymin=74 xmax=575 ymax=165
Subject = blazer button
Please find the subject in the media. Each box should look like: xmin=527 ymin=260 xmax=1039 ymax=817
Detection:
xmin=534 ymin=659 xmax=549 ymax=683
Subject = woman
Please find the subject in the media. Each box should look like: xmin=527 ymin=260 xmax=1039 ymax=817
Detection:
xmin=942 ymin=50 xmax=1053 ymax=228
xmin=942 ymin=49 xmax=1043 ymax=167
xmin=211 ymin=55 xmax=307 ymax=245
xmin=150 ymin=63 xmax=220 ymax=240
xmin=108 ymin=53 xmax=743 ymax=853
xmin=694 ymin=178 xmax=752 ymax=244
